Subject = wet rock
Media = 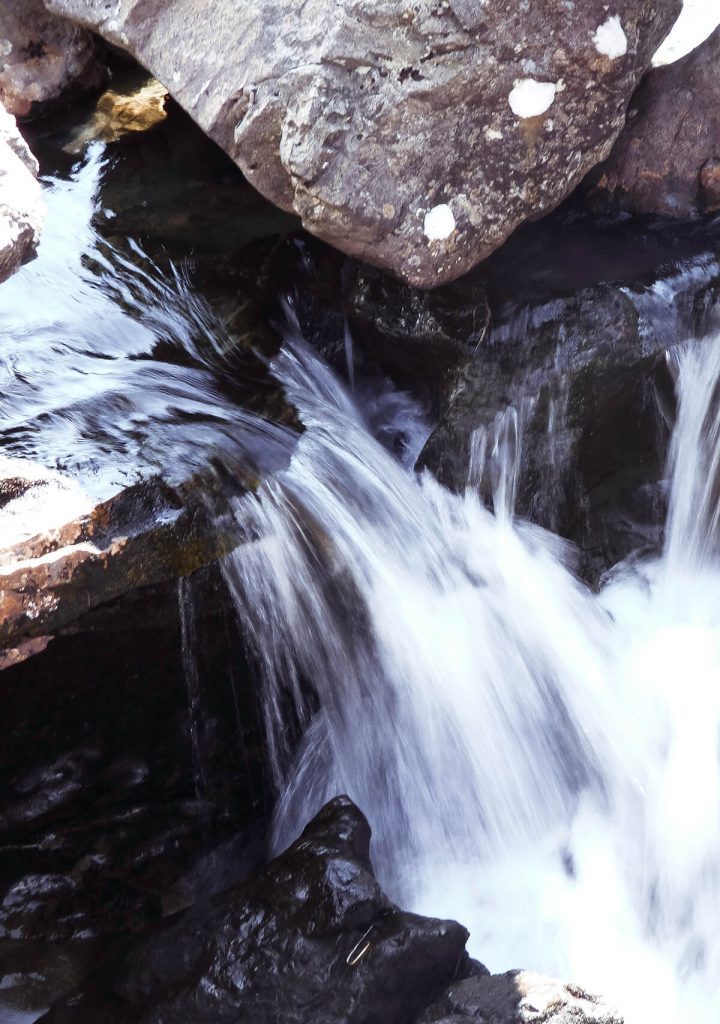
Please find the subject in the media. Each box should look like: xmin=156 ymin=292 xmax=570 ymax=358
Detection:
xmin=42 ymin=0 xmax=678 ymax=286
xmin=67 ymin=75 xmax=169 ymax=151
xmin=588 ymin=24 xmax=720 ymax=218
xmin=40 ymin=796 xmax=469 ymax=1023
xmin=419 ymin=971 xmax=622 ymax=1023
xmin=0 ymin=0 xmax=106 ymax=121
xmin=347 ymin=265 xmax=490 ymax=404
xmin=0 ymin=465 xmax=241 ymax=651
xmin=419 ymin=240 xmax=720 ymax=580
xmin=0 ymin=562 xmax=268 ymax=1010
xmin=0 ymin=939 xmax=96 ymax=1024
xmin=262 ymin=234 xmax=489 ymax=415
xmin=0 ymin=101 xmax=44 ymax=282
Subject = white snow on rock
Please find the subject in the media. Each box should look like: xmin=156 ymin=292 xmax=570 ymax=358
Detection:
xmin=593 ymin=15 xmax=628 ymax=59
xmin=653 ymin=0 xmax=720 ymax=65
xmin=508 ymin=79 xmax=557 ymax=118
xmin=423 ymin=203 xmax=456 ymax=241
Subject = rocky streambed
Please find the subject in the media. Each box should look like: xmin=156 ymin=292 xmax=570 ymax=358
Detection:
xmin=1 ymin=3 xmax=720 ymax=1023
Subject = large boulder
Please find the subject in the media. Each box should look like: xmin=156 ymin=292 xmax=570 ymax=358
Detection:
xmin=0 ymin=101 xmax=44 ymax=282
xmin=39 ymin=796 xmax=470 ymax=1023
xmin=41 ymin=0 xmax=679 ymax=287
xmin=0 ymin=0 xmax=106 ymax=121
xmin=588 ymin=24 xmax=720 ymax=217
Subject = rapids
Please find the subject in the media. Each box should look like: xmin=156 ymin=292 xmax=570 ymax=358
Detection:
xmin=3 ymin=146 xmax=720 ymax=1023
xmin=225 ymin=318 xmax=720 ymax=1024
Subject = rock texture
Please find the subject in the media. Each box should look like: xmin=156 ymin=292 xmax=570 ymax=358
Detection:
xmin=0 ymin=464 xmax=240 ymax=654
xmin=40 ymin=796 xmax=470 ymax=1023
xmin=0 ymin=563 xmax=268 ymax=1017
xmin=0 ymin=101 xmax=44 ymax=282
xmin=589 ymin=24 xmax=720 ymax=217
xmin=420 ymin=971 xmax=622 ymax=1023
xmin=42 ymin=0 xmax=679 ymax=287
xmin=418 ymin=223 xmax=720 ymax=580
xmin=0 ymin=0 xmax=106 ymax=121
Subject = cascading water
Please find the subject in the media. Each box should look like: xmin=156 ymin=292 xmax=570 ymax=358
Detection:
xmin=224 ymin=314 xmax=720 ymax=1024
xmin=0 ymin=146 xmax=294 ymax=507
xmin=5 ymin=144 xmax=720 ymax=1023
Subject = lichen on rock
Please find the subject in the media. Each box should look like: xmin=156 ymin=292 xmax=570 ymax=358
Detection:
xmin=40 ymin=0 xmax=679 ymax=287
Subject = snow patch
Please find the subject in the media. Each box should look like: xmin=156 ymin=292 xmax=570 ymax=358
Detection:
xmin=593 ymin=15 xmax=628 ymax=59
xmin=508 ymin=79 xmax=557 ymax=118
xmin=423 ymin=204 xmax=456 ymax=241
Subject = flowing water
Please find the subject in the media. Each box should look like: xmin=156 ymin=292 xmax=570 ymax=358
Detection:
xmin=4 ymin=147 xmax=720 ymax=1023
xmin=225 ymin=319 xmax=720 ymax=1024
xmin=0 ymin=145 xmax=293 ymax=513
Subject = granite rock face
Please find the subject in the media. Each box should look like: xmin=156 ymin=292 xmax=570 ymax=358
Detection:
xmin=0 ymin=0 xmax=106 ymax=121
xmin=0 ymin=102 xmax=44 ymax=283
xmin=589 ymin=24 xmax=720 ymax=217
xmin=42 ymin=0 xmax=679 ymax=286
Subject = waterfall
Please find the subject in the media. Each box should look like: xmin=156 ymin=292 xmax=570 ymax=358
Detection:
xmin=224 ymin=316 xmax=720 ymax=1024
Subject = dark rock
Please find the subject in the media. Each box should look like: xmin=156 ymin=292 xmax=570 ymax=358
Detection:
xmin=0 ymin=0 xmax=106 ymax=121
xmin=347 ymin=265 xmax=490 ymax=405
xmin=41 ymin=0 xmax=678 ymax=286
xmin=588 ymin=24 xmax=720 ymax=218
xmin=0 ymin=101 xmax=44 ymax=282
xmin=419 ymin=971 xmax=622 ymax=1023
xmin=39 ymin=796 xmax=469 ymax=1024
xmin=419 ymin=238 xmax=720 ymax=581
xmin=0 ymin=563 xmax=268 ymax=1011
xmin=261 ymin=234 xmax=489 ymax=416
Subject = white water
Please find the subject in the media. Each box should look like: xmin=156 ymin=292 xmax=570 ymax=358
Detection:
xmin=225 ymin=314 xmax=720 ymax=1023
xmin=7 ymin=145 xmax=720 ymax=1022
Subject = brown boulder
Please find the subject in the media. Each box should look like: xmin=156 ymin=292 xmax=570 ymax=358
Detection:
xmin=589 ymin=24 xmax=720 ymax=217
xmin=0 ymin=462 xmax=240 ymax=655
xmin=0 ymin=0 xmax=106 ymax=121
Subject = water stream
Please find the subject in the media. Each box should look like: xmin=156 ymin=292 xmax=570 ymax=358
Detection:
xmin=4 ymin=148 xmax=720 ymax=1023
xmin=225 ymin=320 xmax=720 ymax=1024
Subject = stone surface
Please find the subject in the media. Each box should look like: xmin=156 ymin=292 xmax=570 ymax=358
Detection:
xmin=0 ymin=0 xmax=106 ymax=121
xmin=420 ymin=971 xmax=622 ymax=1023
xmin=263 ymin=233 xmax=489 ymax=414
xmin=40 ymin=796 xmax=469 ymax=1023
xmin=0 ymin=563 xmax=268 ymax=1017
xmin=588 ymin=24 xmax=720 ymax=217
xmin=42 ymin=0 xmax=678 ymax=287
xmin=418 ymin=219 xmax=720 ymax=581
xmin=67 ymin=75 xmax=169 ymax=151
xmin=0 ymin=101 xmax=44 ymax=282
xmin=0 ymin=464 xmax=241 ymax=651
